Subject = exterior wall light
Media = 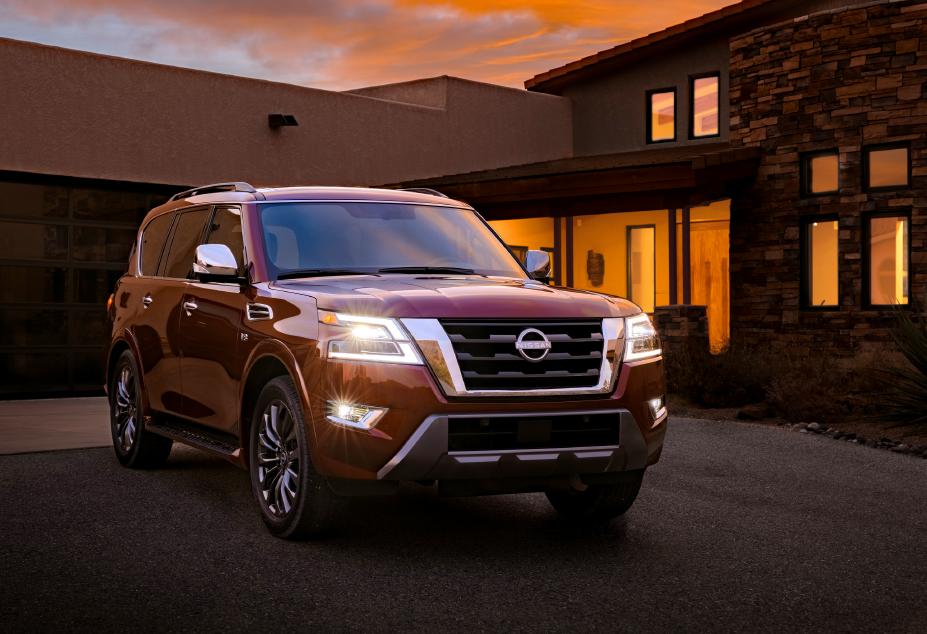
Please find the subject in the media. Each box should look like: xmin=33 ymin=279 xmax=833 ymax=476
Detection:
xmin=268 ymin=113 xmax=299 ymax=128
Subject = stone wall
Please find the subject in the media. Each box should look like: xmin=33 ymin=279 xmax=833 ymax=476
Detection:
xmin=728 ymin=0 xmax=927 ymax=354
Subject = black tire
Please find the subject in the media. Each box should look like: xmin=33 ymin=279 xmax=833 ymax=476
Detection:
xmin=545 ymin=470 xmax=644 ymax=522
xmin=248 ymin=376 xmax=339 ymax=539
xmin=109 ymin=349 xmax=172 ymax=469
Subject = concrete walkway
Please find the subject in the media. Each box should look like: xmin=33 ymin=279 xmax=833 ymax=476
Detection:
xmin=0 ymin=397 xmax=110 ymax=454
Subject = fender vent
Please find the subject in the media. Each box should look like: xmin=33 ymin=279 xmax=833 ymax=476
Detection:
xmin=246 ymin=303 xmax=273 ymax=321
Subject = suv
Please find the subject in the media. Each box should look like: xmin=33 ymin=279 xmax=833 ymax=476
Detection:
xmin=106 ymin=182 xmax=667 ymax=538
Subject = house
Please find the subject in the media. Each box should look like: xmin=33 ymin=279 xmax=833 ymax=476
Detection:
xmin=1 ymin=0 xmax=923 ymax=396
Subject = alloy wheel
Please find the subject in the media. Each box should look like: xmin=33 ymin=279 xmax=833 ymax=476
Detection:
xmin=112 ymin=365 xmax=139 ymax=452
xmin=257 ymin=400 xmax=300 ymax=517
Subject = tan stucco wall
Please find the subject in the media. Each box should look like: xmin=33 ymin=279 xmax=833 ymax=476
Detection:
xmin=0 ymin=38 xmax=572 ymax=187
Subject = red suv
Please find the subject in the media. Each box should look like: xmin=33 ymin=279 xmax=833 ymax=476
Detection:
xmin=106 ymin=183 xmax=667 ymax=538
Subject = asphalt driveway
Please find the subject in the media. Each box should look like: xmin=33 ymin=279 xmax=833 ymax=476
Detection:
xmin=1 ymin=413 xmax=925 ymax=632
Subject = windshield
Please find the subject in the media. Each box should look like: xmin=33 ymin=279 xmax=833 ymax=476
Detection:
xmin=259 ymin=202 xmax=526 ymax=279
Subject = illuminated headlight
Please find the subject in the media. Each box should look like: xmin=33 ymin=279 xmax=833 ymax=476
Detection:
xmin=648 ymin=396 xmax=667 ymax=420
xmin=321 ymin=311 xmax=423 ymax=365
xmin=327 ymin=401 xmax=388 ymax=430
xmin=624 ymin=313 xmax=662 ymax=362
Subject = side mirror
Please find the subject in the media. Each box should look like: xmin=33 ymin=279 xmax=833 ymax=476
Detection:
xmin=193 ymin=244 xmax=240 ymax=282
xmin=525 ymin=249 xmax=552 ymax=284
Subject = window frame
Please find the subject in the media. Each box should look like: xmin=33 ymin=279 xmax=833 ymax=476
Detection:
xmin=862 ymin=142 xmax=911 ymax=192
xmin=800 ymin=214 xmax=840 ymax=311
xmin=137 ymin=210 xmax=178 ymax=278
xmin=863 ymin=209 xmax=912 ymax=309
xmin=626 ymin=223 xmax=657 ymax=313
xmin=646 ymin=87 xmax=677 ymax=144
xmin=800 ymin=149 xmax=840 ymax=197
xmin=688 ymin=72 xmax=721 ymax=140
xmin=156 ymin=205 xmax=212 ymax=279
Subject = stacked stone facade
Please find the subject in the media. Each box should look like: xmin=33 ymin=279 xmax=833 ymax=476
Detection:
xmin=728 ymin=0 xmax=927 ymax=355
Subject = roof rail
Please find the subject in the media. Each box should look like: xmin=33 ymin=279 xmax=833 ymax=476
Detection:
xmin=169 ymin=182 xmax=261 ymax=202
xmin=399 ymin=187 xmax=449 ymax=198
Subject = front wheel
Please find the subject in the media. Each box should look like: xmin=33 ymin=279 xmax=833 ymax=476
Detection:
xmin=248 ymin=376 xmax=339 ymax=539
xmin=109 ymin=349 xmax=172 ymax=469
xmin=545 ymin=470 xmax=644 ymax=522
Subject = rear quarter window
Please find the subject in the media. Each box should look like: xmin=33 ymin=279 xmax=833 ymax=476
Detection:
xmin=139 ymin=213 xmax=174 ymax=276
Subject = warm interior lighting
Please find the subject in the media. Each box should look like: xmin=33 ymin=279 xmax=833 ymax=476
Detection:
xmin=807 ymin=220 xmax=839 ymax=306
xmin=867 ymin=147 xmax=909 ymax=188
xmin=692 ymin=76 xmax=719 ymax=137
xmin=869 ymin=216 xmax=909 ymax=305
xmin=650 ymin=91 xmax=675 ymax=142
xmin=628 ymin=226 xmax=656 ymax=313
xmin=809 ymin=154 xmax=839 ymax=194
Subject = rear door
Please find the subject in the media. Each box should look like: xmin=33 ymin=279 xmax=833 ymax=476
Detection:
xmin=177 ymin=206 xmax=248 ymax=433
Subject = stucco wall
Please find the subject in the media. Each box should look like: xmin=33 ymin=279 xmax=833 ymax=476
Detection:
xmin=0 ymin=38 xmax=572 ymax=188
xmin=728 ymin=0 xmax=927 ymax=353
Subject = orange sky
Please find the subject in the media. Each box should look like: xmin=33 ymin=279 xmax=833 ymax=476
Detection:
xmin=0 ymin=0 xmax=735 ymax=90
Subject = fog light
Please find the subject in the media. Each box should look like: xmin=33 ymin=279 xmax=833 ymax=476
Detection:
xmin=327 ymin=401 xmax=388 ymax=430
xmin=648 ymin=396 xmax=667 ymax=420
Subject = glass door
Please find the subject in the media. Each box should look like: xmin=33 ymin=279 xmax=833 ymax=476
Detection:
xmin=627 ymin=225 xmax=656 ymax=313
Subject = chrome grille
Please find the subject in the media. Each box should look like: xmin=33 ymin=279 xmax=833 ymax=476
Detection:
xmin=439 ymin=320 xmax=604 ymax=391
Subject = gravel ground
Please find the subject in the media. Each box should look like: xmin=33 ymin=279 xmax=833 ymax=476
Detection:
xmin=1 ymin=416 xmax=925 ymax=632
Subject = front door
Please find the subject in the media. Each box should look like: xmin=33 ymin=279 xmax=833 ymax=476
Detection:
xmin=178 ymin=206 xmax=247 ymax=433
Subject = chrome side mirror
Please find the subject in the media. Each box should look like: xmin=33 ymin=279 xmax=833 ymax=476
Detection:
xmin=193 ymin=244 xmax=239 ymax=280
xmin=525 ymin=249 xmax=552 ymax=284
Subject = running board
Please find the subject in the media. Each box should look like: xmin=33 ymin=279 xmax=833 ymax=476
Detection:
xmin=147 ymin=418 xmax=241 ymax=459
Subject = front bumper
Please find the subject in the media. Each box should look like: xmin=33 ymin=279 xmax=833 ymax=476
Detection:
xmin=378 ymin=409 xmax=659 ymax=481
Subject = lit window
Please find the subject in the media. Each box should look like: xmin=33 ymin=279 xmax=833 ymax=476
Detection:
xmin=691 ymin=74 xmax=719 ymax=138
xmin=648 ymin=89 xmax=675 ymax=143
xmin=868 ymin=215 xmax=909 ymax=306
xmin=865 ymin=146 xmax=910 ymax=189
xmin=803 ymin=152 xmax=839 ymax=195
xmin=804 ymin=219 xmax=839 ymax=307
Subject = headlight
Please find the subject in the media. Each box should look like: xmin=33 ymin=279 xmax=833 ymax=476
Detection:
xmin=320 ymin=311 xmax=423 ymax=365
xmin=624 ymin=313 xmax=661 ymax=361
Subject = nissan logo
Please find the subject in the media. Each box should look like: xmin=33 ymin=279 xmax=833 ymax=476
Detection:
xmin=515 ymin=328 xmax=552 ymax=362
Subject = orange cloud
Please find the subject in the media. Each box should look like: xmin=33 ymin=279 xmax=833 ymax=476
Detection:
xmin=0 ymin=0 xmax=734 ymax=90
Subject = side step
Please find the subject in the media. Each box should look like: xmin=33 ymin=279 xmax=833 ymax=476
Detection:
xmin=147 ymin=417 xmax=242 ymax=460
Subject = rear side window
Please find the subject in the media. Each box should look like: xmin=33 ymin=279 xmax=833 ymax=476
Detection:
xmin=161 ymin=208 xmax=210 ymax=279
xmin=139 ymin=213 xmax=174 ymax=276
xmin=205 ymin=206 xmax=244 ymax=271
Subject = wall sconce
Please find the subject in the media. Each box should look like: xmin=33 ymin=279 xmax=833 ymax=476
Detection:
xmin=268 ymin=114 xmax=299 ymax=128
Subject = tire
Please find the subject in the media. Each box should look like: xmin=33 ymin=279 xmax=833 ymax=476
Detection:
xmin=248 ymin=376 xmax=339 ymax=539
xmin=109 ymin=349 xmax=173 ymax=469
xmin=545 ymin=470 xmax=644 ymax=522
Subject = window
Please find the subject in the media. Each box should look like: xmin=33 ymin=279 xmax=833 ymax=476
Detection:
xmin=865 ymin=145 xmax=910 ymax=190
xmin=803 ymin=218 xmax=839 ymax=308
xmin=802 ymin=151 xmax=839 ymax=195
xmin=647 ymin=88 xmax=676 ymax=143
xmin=627 ymin=225 xmax=656 ymax=313
xmin=161 ymin=208 xmax=210 ymax=279
xmin=139 ymin=213 xmax=174 ymax=276
xmin=205 ymin=206 xmax=245 ymax=270
xmin=690 ymin=73 xmax=720 ymax=138
xmin=866 ymin=214 xmax=910 ymax=306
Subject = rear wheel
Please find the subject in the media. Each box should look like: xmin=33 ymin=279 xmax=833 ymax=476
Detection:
xmin=545 ymin=471 xmax=644 ymax=522
xmin=248 ymin=376 xmax=339 ymax=539
xmin=109 ymin=349 xmax=172 ymax=468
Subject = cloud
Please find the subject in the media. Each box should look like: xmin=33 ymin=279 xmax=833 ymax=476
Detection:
xmin=0 ymin=0 xmax=734 ymax=90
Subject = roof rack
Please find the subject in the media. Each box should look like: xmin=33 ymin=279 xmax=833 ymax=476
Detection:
xmin=399 ymin=187 xmax=449 ymax=198
xmin=169 ymin=182 xmax=261 ymax=202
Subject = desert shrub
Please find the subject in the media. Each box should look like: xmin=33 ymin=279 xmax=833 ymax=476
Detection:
xmin=875 ymin=309 xmax=927 ymax=430
xmin=665 ymin=344 xmax=772 ymax=408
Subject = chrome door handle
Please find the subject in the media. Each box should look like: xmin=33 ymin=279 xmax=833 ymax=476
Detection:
xmin=142 ymin=295 xmax=153 ymax=308
xmin=182 ymin=300 xmax=198 ymax=314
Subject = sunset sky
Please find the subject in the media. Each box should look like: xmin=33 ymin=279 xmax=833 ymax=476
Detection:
xmin=0 ymin=0 xmax=734 ymax=90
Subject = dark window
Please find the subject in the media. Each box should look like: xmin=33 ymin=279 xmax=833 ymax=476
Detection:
xmin=647 ymin=88 xmax=676 ymax=143
xmin=690 ymin=73 xmax=720 ymax=138
xmin=802 ymin=218 xmax=839 ymax=308
xmin=161 ymin=208 xmax=210 ymax=279
xmin=802 ymin=151 xmax=839 ymax=195
xmin=866 ymin=213 xmax=910 ymax=306
xmin=205 ymin=206 xmax=245 ymax=270
xmin=0 ymin=265 xmax=67 ymax=303
xmin=74 ymin=268 xmax=122 ymax=304
xmin=139 ymin=213 xmax=174 ymax=276
xmin=0 ymin=181 xmax=68 ymax=219
xmin=0 ymin=308 xmax=68 ymax=346
xmin=0 ymin=221 xmax=68 ymax=261
xmin=864 ymin=145 xmax=910 ymax=190
xmin=72 ymin=226 xmax=137 ymax=263
xmin=71 ymin=188 xmax=154 ymax=224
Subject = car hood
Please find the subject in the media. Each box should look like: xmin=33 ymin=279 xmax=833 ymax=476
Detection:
xmin=269 ymin=275 xmax=640 ymax=319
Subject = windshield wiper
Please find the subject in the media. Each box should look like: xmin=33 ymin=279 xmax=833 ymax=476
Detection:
xmin=276 ymin=269 xmax=374 ymax=280
xmin=377 ymin=266 xmax=477 ymax=275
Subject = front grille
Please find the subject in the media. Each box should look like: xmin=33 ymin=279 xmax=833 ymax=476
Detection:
xmin=447 ymin=413 xmax=620 ymax=452
xmin=439 ymin=320 xmax=604 ymax=391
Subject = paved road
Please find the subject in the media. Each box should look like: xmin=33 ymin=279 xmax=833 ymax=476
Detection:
xmin=1 ymin=415 xmax=925 ymax=632
xmin=0 ymin=397 xmax=109 ymax=454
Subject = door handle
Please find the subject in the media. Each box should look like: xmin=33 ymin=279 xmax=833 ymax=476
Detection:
xmin=183 ymin=300 xmax=198 ymax=315
xmin=142 ymin=294 xmax=153 ymax=308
